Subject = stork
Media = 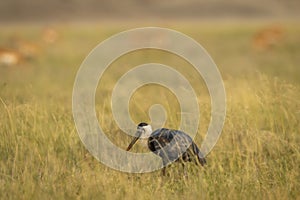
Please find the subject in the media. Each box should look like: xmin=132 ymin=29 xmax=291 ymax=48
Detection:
xmin=126 ymin=122 xmax=206 ymax=175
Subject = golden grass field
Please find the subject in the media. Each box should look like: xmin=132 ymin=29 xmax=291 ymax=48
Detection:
xmin=0 ymin=22 xmax=299 ymax=199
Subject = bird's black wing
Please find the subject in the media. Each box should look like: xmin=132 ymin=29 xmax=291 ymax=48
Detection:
xmin=148 ymin=128 xmax=174 ymax=152
xmin=148 ymin=128 xmax=195 ymax=164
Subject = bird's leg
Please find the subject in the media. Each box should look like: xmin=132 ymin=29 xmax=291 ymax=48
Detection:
xmin=181 ymin=162 xmax=188 ymax=179
xmin=161 ymin=158 xmax=170 ymax=176
xmin=161 ymin=166 xmax=166 ymax=176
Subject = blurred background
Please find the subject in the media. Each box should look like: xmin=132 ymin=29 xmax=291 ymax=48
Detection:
xmin=0 ymin=1 xmax=299 ymax=199
xmin=0 ymin=0 xmax=300 ymax=22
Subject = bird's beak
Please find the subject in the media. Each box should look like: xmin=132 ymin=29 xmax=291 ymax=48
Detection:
xmin=126 ymin=130 xmax=142 ymax=151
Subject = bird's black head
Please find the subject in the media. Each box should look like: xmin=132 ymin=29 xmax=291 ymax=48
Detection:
xmin=137 ymin=122 xmax=148 ymax=127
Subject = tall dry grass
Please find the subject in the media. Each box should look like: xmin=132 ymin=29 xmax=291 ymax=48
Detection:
xmin=0 ymin=23 xmax=299 ymax=199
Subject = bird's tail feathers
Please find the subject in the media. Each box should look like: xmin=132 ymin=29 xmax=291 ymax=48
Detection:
xmin=191 ymin=142 xmax=207 ymax=166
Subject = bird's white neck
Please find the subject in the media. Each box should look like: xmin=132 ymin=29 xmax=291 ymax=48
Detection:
xmin=141 ymin=124 xmax=152 ymax=138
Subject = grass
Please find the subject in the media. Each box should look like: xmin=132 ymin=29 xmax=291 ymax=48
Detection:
xmin=0 ymin=22 xmax=299 ymax=199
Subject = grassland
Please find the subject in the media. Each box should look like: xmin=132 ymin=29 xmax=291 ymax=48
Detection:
xmin=0 ymin=22 xmax=299 ymax=199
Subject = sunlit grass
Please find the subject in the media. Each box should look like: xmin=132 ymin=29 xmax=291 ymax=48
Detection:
xmin=0 ymin=22 xmax=299 ymax=199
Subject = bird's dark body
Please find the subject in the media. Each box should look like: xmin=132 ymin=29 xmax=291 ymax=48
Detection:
xmin=147 ymin=128 xmax=206 ymax=166
xmin=126 ymin=123 xmax=206 ymax=176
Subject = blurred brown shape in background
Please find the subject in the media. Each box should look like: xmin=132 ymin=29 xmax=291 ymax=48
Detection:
xmin=252 ymin=25 xmax=284 ymax=51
